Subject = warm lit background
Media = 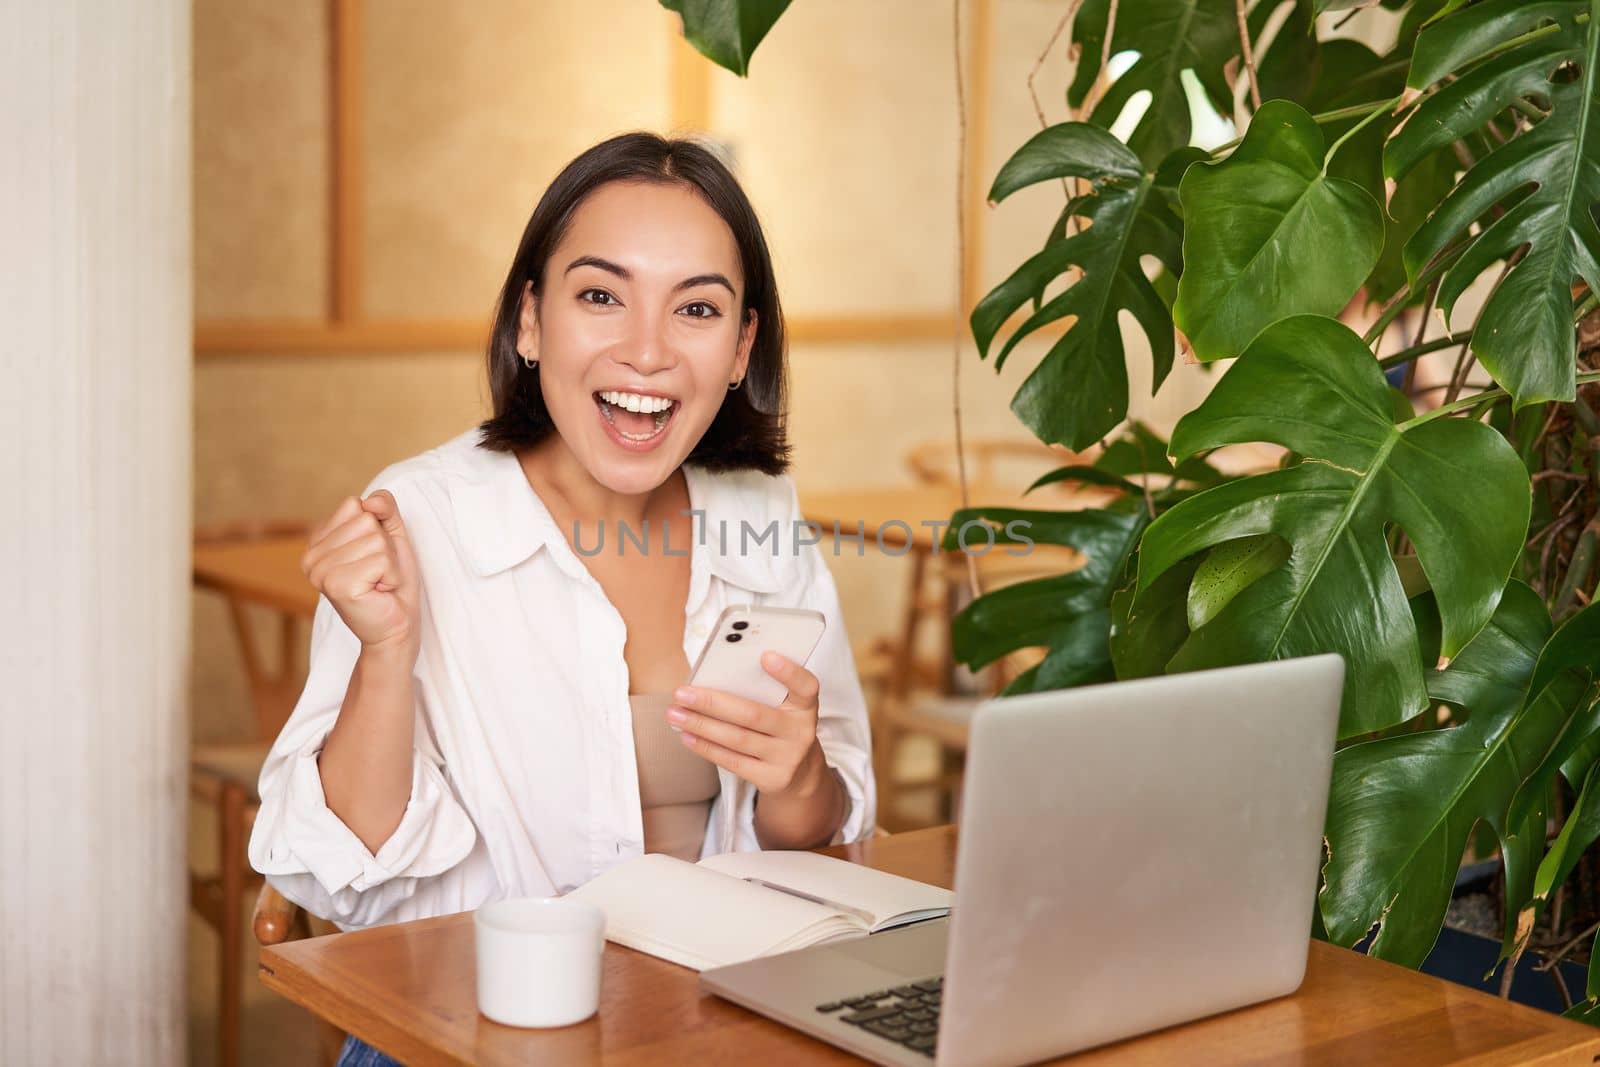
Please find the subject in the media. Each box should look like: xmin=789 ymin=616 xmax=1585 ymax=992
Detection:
xmin=187 ymin=1 xmax=1227 ymax=1061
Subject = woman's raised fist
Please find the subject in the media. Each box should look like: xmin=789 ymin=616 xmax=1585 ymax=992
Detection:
xmin=301 ymin=489 xmax=421 ymax=662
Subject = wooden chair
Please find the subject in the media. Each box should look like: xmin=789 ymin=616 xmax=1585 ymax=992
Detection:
xmin=191 ymin=517 xmax=312 ymax=1067
xmin=253 ymin=884 xmax=346 ymax=1064
xmin=873 ymin=439 xmax=1116 ymax=829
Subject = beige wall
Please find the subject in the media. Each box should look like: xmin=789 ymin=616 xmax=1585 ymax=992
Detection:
xmin=192 ymin=0 xmax=1210 ymax=740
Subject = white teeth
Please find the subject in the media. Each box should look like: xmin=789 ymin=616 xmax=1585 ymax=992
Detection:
xmin=597 ymin=390 xmax=677 ymax=442
xmin=600 ymin=390 xmax=674 ymax=414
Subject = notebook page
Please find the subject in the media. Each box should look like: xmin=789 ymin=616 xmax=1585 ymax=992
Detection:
xmin=565 ymin=853 xmax=850 ymax=971
xmin=698 ymin=850 xmax=953 ymax=932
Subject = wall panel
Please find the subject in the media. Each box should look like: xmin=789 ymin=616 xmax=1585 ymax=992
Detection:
xmin=360 ymin=0 xmax=672 ymax=319
xmin=193 ymin=0 xmax=329 ymax=319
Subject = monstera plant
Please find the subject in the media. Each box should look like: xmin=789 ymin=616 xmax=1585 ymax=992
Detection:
xmin=671 ymin=0 xmax=1600 ymax=1013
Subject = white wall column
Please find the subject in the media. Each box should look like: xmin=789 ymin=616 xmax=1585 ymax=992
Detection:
xmin=1 ymin=1 xmax=191 ymax=1063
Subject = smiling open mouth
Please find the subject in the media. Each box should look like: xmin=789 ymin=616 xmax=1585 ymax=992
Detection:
xmin=595 ymin=390 xmax=678 ymax=444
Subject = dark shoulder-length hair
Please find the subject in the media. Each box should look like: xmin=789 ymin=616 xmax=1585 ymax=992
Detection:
xmin=477 ymin=132 xmax=789 ymax=474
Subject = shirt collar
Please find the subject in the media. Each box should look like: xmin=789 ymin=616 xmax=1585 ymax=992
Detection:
xmin=449 ymin=439 xmax=783 ymax=597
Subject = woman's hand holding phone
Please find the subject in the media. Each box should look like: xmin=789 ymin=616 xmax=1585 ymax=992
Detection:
xmin=667 ymin=652 xmax=826 ymax=796
xmin=302 ymin=489 xmax=422 ymax=667
xmin=668 ymin=653 xmax=847 ymax=849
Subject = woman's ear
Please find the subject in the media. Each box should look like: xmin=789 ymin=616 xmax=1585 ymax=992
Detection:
xmin=516 ymin=281 xmax=540 ymax=364
xmin=732 ymin=309 xmax=757 ymax=386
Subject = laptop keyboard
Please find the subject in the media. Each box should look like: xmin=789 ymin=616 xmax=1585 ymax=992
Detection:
xmin=815 ymin=975 xmax=942 ymax=1057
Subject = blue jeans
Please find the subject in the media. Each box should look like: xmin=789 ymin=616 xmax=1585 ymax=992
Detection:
xmin=335 ymin=1034 xmax=405 ymax=1067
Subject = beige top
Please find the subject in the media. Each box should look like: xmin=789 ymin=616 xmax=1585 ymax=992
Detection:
xmin=630 ymin=694 xmax=720 ymax=862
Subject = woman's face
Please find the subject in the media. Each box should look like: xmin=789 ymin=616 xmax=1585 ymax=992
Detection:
xmin=518 ymin=180 xmax=756 ymax=497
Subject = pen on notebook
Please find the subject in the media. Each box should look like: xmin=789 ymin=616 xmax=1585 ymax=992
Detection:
xmin=743 ymin=878 xmax=877 ymax=927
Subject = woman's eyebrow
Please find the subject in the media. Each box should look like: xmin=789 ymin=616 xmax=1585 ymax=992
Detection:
xmin=564 ymin=256 xmax=734 ymax=296
xmin=565 ymin=255 xmax=629 ymax=279
xmin=674 ymin=273 xmax=735 ymax=296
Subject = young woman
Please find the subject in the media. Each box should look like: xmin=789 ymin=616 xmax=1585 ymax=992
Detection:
xmin=248 ymin=134 xmax=875 ymax=1058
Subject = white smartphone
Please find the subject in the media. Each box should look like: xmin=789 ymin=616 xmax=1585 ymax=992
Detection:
xmin=688 ymin=605 xmax=827 ymax=707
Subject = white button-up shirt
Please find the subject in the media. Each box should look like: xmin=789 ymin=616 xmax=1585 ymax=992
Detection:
xmin=248 ymin=426 xmax=875 ymax=930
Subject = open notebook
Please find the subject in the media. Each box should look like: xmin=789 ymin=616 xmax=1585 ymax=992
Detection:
xmin=565 ymin=850 xmax=953 ymax=971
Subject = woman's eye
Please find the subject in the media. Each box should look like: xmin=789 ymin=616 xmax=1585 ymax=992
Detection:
xmin=578 ymin=288 xmax=618 ymax=306
xmin=680 ymin=301 xmax=720 ymax=320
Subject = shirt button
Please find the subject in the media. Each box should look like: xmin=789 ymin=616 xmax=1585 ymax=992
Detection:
xmin=692 ymin=623 xmax=707 ymax=638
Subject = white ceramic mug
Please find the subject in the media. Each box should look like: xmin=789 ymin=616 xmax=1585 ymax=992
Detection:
xmin=474 ymin=897 xmax=606 ymax=1028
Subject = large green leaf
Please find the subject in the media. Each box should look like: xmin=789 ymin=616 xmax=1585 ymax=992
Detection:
xmin=1320 ymin=583 xmax=1553 ymax=967
xmin=1067 ymin=0 xmax=1239 ymax=166
xmin=971 ymin=125 xmax=1186 ymax=449
xmin=1324 ymin=599 xmax=1600 ymax=972
xmin=1262 ymin=34 xmax=1454 ymax=306
xmin=1174 ymin=101 xmax=1386 ymax=361
xmin=945 ymin=506 xmax=1148 ymax=692
xmin=1137 ymin=315 xmax=1531 ymax=736
xmin=659 ymin=0 xmax=792 ymax=76
xmin=1385 ymin=0 xmax=1600 ymax=407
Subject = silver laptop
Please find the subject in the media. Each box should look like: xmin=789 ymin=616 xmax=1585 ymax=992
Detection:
xmin=701 ymin=654 xmax=1344 ymax=1067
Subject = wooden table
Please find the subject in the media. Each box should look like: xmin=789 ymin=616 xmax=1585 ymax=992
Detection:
xmin=193 ymin=534 xmax=320 ymax=620
xmin=258 ymin=826 xmax=1600 ymax=1066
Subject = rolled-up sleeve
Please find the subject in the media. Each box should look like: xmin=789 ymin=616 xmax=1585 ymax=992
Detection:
xmin=248 ymin=590 xmax=478 ymax=928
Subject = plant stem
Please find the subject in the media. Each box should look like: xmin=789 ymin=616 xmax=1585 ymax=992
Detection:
xmin=1575 ymin=290 xmax=1600 ymax=321
xmin=1379 ymin=331 xmax=1471 ymax=369
xmin=1405 ymin=372 xmax=1600 ymax=428
xmin=1235 ymin=0 xmax=1261 ymax=111
xmin=1026 ymin=0 xmax=1081 ymax=201
xmin=1323 ymin=95 xmax=1401 ymax=175
xmin=1212 ymin=99 xmax=1396 ymax=155
xmin=1511 ymin=98 xmax=1548 ymax=124
xmin=1364 ymin=291 xmax=1416 ymax=347
xmin=951 ymin=0 xmax=979 ymax=601
xmin=1401 ymin=282 xmax=1440 ymax=394
xmin=1442 ymin=340 xmax=1478 ymax=405
xmin=1534 ymin=918 xmax=1600 ymax=975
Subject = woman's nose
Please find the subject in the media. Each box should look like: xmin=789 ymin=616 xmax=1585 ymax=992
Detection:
xmin=615 ymin=309 xmax=678 ymax=374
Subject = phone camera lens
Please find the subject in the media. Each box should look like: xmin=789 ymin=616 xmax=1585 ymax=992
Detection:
xmin=726 ymin=633 xmax=743 ymax=643
xmin=731 ymin=620 xmax=749 ymax=631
